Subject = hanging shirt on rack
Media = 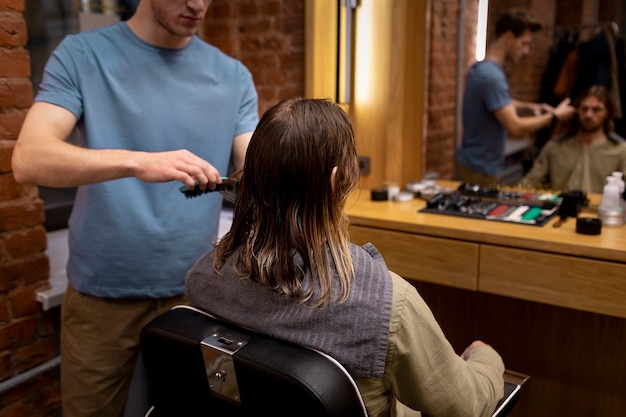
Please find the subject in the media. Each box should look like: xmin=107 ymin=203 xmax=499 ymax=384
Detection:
xmin=536 ymin=22 xmax=626 ymax=151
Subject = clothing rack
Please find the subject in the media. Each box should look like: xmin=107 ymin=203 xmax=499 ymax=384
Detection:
xmin=537 ymin=19 xmax=626 ymax=151
xmin=551 ymin=21 xmax=619 ymax=37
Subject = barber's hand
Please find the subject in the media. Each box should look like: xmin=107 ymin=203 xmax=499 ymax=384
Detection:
xmin=132 ymin=149 xmax=222 ymax=191
xmin=553 ymin=98 xmax=576 ymax=122
xmin=461 ymin=340 xmax=491 ymax=360
xmin=532 ymin=102 xmax=555 ymax=115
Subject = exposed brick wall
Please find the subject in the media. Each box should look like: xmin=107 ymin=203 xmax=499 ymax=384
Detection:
xmin=555 ymin=0 xmax=588 ymax=26
xmin=598 ymin=0 xmax=622 ymax=23
xmin=202 ymin=0 xmax=306 ymax=116
xmin=0 ymin=0 xmax=60 ymax=415
xmin=424 ymin=0 xmax=466 ymax=177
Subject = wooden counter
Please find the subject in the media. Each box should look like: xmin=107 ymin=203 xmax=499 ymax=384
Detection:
xmin=346 ymin=186 xmax=626 ymax=417
xmin=346 ymin=187 xmax=626 ymax=318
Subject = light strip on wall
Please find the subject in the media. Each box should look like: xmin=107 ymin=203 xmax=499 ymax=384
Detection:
xmin=353 ymin=0 xmax=372 ymax=106
xmin=337 ymin=0 xmax=358 ymax=104
xmin=475 ymin=0 xmax=489 ymax=61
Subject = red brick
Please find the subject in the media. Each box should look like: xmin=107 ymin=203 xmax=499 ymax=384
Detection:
xmin=209 ymin=36 xmax=239 ymax=56
xmin=259 ymin=0 xmax=282 ymax=15
xmin=0 ymin=174 xmax=25 ymax=202
xmin=0 ymin=400 xmax=36 ymax=417
xmin=0 ymin=351 xmax=10 ymax=383
xmin=0 ymin=78 xmax=33 ymax=109
xmin=284 ymin=67 xmax=304 ymax=84
xmin=0 ymin=109 xmax=27 ymax=140
xmin=241 ymin=17 xmax=272 ymax=34
xmin=285 ymin=0 xmax=303 ymax=14
xmin=0 ymin=0 xmax=25 ymax=12
xmin=9 ymin=286 xmax=45 ymax=318
xmin=0 ymin=13 xmax=27 ymax=47
xmin=0 ymin=48 xmax=30 ymax=78
xmin=278 ymin=51 xmax=304 ymax=70
xmin=15 ymin=339 xmax=55 ymax=373
xmin=275 ymin=15 xmax=304 ymax=35
xmin=0 ymin=375 xmax=60 ymax=415
xmin=42 ymin=385 xmax=62 ymax=417
xmin=0 ymin=298 xmax=7 ymax=322
xmin=0 ymin=256 xmax=49 ymax=287
xmin=0 ymin=143 xmax=13 ymax=173
xmin=239 ymin=34 xmax=263 ymax=52
xmin=0 ymin=273 xmax=8 ymax=293
xmin=205 ymin=0 xmax=236 ymax=19
xmin=598 ymin=1 xmax=622 ymax=22
xmin=36 ymin=311 xmax=54 ymax=337
xmin=0 ymin=199 xmax=44 ymax=232
xmin=262 ymin=34 xmax=286 ymax=51
xmin=0 ymin=317 xmax=36 ymax=351
xmin=4 ymin=227 xmax=46 ymax=259
xmin=242 ymin=54 xmax=278 ymax=72
xmin=238 ymin=0 xmax=259 ymax=18
xmin=205 ymin=21 xmax=237 ymax=40
xmin=26 ymin=272 xmax=51 ymax=290
xmin=287 ymin=31 xmax=304 ymax=49
xmin=277 ymin=85 xmax=303 ymax=101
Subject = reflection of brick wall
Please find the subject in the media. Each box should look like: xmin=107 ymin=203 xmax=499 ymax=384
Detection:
xmin=203 ymin=0 xmax=306 ymax=116
xmin=598 ymin=0 xmax=622 ymax=24
xmin=425 ymin=0 xmax=479 ymax=177
xmin=0 ymin=1 xmax=61 ymax=416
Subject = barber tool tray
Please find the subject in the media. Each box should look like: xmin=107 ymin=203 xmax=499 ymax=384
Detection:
xmin=418 ymin=183 xmax=562 ymax=226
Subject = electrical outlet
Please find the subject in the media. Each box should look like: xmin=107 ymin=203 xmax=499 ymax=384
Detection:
xmin=358 ymin=156 xmax=370 ymax=176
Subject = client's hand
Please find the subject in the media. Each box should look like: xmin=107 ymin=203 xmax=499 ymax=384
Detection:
xmin=461 ymin=340 xmax=491 ymax=360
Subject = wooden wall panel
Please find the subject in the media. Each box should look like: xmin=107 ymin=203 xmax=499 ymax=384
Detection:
xmin=480 ymin=245 xmax=626 ymax=319
xmin=305 ymin=0 xmax=428 ymax=189
xmin=413 ymin=281 xmax=626 ymax=417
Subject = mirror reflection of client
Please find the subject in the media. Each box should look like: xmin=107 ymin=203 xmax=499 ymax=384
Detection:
xmin=186 ymin=98 xmax=506 ymax=417
xmin=455 ymin=9 xmax=576 ymax=186
xmin=522 ymin=85 xmax=626 ymax=194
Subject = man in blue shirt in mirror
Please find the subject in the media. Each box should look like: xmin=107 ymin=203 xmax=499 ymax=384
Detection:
xmin=456 ymin=9 xmax=576 ymax=184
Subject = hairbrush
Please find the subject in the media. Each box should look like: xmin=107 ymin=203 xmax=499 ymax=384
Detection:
xmin=179 ymin=176 xmax=238 ymax=200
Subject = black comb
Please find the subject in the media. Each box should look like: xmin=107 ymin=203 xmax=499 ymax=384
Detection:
xmin=179 ymin=177 xmax=237 ymax=199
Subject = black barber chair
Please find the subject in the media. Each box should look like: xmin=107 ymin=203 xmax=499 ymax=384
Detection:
xmin=140 ymin=305 xmax=525 ymax=417
xmin=139 ymin=305 xmax=367 ymax=417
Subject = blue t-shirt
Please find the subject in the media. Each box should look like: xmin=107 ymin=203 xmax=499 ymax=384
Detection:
xmin=456 ymin=60 xmax=511 ymax=176
xmin=36 ymin=22 xmax=259 ymax=298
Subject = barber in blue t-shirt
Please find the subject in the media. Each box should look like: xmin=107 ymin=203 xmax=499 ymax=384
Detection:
xmin=456 ymin=9 xmax=575 ymax=184
xmin=12 ymin=1 xmax=259 ymax=415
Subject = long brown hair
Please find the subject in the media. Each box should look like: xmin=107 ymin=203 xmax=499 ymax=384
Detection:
xmin=213 ymin=98 xmax=360 ymax=307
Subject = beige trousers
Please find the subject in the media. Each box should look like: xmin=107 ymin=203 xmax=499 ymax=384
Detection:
xmin=60 ymin=284 xmax=187 ymax=417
